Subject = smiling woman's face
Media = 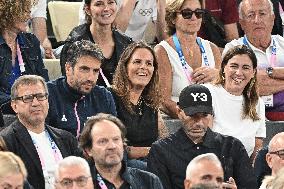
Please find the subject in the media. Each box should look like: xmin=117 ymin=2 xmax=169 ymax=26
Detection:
xmin=223 ymin=54 xmax=255 ymax=96
xmin=127 ymin=48 xmax=155 ymax=90
xmin=86 ymin=0 xmax=118 ymax=25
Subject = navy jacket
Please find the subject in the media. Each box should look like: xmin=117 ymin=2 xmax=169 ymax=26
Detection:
xmin=0 ymin=119 xmax=81 ymax=189
xmin=46 ymin=77 xmax=117 ymax=136
xmin=0 ymin=32 xmax=49 ymax=105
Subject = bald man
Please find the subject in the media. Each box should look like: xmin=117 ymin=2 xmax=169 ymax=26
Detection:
xmin=266 ymin=132 xmax=284 ymax=176
xmin=257 ymin=132 xmax=284 ymax=189
xmin=184 ymin=153 xmax=237 ymax=189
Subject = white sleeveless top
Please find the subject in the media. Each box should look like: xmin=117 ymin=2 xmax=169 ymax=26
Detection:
xmin=159 ymin=39 xmax=216 ymax=102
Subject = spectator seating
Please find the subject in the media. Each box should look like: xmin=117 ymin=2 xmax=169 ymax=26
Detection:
xmin=48 ymin=1 xmax=81 ymax=42
xmin=43 ymin=59 xmax=61 ymax=80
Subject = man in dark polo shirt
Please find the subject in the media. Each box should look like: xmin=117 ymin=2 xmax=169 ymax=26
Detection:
xmin=148 ymin=84 xmax=257 ymax=189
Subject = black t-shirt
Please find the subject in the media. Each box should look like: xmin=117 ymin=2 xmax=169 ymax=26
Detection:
xmin=109 ymin=88 xmax=158 ymax=147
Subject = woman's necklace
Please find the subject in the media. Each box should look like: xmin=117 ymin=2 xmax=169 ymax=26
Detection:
xmin=136 ymin=96 xmax=143 ymax=116
xmin=185 ymin=46 xmax=194 ymax=58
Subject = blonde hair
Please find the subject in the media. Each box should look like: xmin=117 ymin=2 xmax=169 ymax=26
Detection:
xmin=0 ymin=152 xmax=27 ymax=180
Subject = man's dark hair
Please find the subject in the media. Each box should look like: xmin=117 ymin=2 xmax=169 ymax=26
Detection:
xmin=65 ymin=40 xmax=104 ymax=68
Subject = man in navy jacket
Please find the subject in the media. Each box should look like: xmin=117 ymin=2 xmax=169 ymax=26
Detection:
xmin=46 ymin=40 xmax=117 ymax=137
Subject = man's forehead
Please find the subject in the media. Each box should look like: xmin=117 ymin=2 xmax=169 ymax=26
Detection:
xmin=91 ymin=120 xmax=122 ymax=138
xmin=242 ymin=0 xmax=271 ymax=12
xmin=270 ymin=136 xmax=284 ymax=149
xmin=59 ymin=165 xmax=88 ymax=175
xmin=76 ymin=55 xmax=101 ymax=64
xmin=17 ymin=83 xmax=45 ymax=93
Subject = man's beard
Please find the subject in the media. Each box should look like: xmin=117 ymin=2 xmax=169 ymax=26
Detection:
xmin=18 ymin=112 xmax=45 ymax=128
xmin=73 ymin=80 xmax=95 ymax=95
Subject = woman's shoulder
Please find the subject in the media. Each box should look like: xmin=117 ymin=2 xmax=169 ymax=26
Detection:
xmin=112 ymin=28 xmax=133 ymax=44
xmin=66 ymin=24 xmax=90 ymax=42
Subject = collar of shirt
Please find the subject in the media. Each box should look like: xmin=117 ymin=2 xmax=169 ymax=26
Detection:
xmin=94 ymin=160 xmax=131 ymax=188
xmin=176 ymin=128 xmax=219 ymax=150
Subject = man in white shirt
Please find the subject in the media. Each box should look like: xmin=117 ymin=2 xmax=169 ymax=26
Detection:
xmin=0 ymin=75 xmax=81 ymax=189
xmin=223 ymin=0 xmax=284 ymax=121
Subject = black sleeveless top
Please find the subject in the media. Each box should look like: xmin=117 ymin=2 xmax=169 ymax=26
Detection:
xmin=109 ymin=88 xmax=158 ymax=147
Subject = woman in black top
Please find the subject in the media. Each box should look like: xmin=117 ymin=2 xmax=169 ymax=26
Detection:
xmin=110 ymin=41 xmax=168 ymax=159
xmin=60 ymin=0 xmax=132 ymax=87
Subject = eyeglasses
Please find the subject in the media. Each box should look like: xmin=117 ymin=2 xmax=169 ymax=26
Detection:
xmin=269 ymin=149 xmax=284 ymax=160
xmin=57 ymin=176 xmax=91 ymax=188
xmin=177 ymin=8 xmax=205 ymax=19
xmin=13 ymin=93 xmax=48 ymax=103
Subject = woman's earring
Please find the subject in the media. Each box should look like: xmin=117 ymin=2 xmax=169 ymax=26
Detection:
xmin=247 ymin=77 xmax=256 ymax=97
xmin=222 ymin=72 xmax=225 ymax=82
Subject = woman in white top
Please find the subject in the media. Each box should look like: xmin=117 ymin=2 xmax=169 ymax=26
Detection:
xmin=155 ymin=0 xmax=221 ymax=118
xmin=204 ymin=45 xmax=266 ymax=162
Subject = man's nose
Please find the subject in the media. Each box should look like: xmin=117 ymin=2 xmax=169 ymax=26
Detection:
xmin=31 ymin=97 xmax=41 ymax=105
xmin=253 ymin=14 xmax=261 ymax=23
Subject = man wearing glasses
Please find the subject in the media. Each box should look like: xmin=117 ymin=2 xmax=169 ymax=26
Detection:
xmin=54 ymin=156 xmax=94 ymax=189
xmin=0 ymin=75 xmax=81 ymax=189
xmin=258 ymin=132 xmax=284 ymax=189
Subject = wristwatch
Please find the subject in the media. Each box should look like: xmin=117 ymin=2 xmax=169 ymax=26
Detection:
xmin=266 ymin=67 xmax=273 ymax=78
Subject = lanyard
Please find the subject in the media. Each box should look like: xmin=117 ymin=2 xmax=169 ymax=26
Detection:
xmin=16 ymin=38 xmax=25 ymax=73
xmin=172 ymin=33 xmax=209 ymax=82
xmin=31 ymin=130 xmax=63 ymax=169
xmin=97 ymin=174 xmax=108 ymax=189
xmin=100 ymin=68 xmax=111 ymax=87
xmin=96 ymin=173 xmax=132 ymax=189
xmin=243 ymin=35 xmax=277 ymax=67
xmin=74 ymin=96 xmax=85 ymax=138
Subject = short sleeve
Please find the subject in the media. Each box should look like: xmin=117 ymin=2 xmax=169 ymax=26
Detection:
xmin=256 ymin=98 xmax=266 ymax=138
xmin=31 ymin=0 xmax=47 ymax=19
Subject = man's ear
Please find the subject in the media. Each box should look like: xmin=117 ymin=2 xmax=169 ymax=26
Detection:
xmin=65 ymin=63 xmax=72 ymax=75
xmin=11 ymin=101 xmax=18 ymax=114
xmin=84 ymin=148 xmax=93 ymax=158
xmin=266 ymin=153 xmax=273 ymax=169
xmin=184 ymin=179 xmax=191 ymax=189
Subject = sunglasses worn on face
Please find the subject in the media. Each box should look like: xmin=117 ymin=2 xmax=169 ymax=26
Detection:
xmin=177 ymin=8 xmax=205 ymax=19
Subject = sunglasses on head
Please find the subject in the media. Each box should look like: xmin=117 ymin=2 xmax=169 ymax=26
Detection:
xmin=177 ymin=8 xmax=205 ymax=19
